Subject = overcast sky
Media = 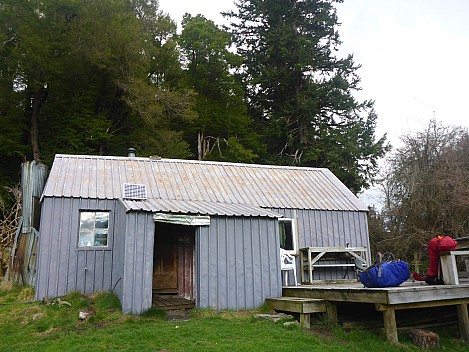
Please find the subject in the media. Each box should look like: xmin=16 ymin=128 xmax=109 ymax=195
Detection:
xmin=158 ymin=0 xmax=469 ymax=205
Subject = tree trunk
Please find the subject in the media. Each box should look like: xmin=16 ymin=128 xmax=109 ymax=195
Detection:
xmin=30 ymin=86 xmax=45 ymax=162
xmin=197 ymin=130 xmax=203 ymax=160
xmin=410 ymin=328 xmax=439 ymax=349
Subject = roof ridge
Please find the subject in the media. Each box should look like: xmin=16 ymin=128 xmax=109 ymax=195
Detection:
xmin=54 ymin=154 xmax=329 ymax=172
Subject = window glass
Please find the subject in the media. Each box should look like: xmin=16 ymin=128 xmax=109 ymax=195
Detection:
xmin=78 ymin=230 xmax=94 ymax=247
xmin=94 ymin=229 xmax=108 ymax=246
xmin=80 ymin=212 xmax=94 ymax=229
xmin=95 ymin=212 xmax=109 ymax=228
xmin=78 ymin=211 xmax=109 ymax=248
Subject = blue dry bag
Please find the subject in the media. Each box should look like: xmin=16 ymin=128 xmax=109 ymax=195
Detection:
xmin=358 ymin=256 xmax=410 ymax=288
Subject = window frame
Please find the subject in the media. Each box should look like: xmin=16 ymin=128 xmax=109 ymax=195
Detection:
xmin=279 ymin=217 xmax=298 ymax=255
xmin=77 ymin=210 xmax=111 ymax=249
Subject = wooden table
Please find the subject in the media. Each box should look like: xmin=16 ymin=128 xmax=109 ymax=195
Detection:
xmin=300 ymin=246 xmax=369 ymax=284
xmin=440 ymin=250 xmax=469 ymax=285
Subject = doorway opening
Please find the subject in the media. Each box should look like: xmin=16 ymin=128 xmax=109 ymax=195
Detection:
xmin=152 ymin=222 xmax=195 ymax=310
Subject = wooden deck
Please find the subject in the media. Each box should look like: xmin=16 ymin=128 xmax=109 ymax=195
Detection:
xmin=152 ymin=294 xmax=195 ymax=311
xmin=280 ymin=280 xmax=469 ymax=345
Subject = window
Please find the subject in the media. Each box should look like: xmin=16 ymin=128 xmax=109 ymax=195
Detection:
xmin=279 ymin=218 xmax=298 ymax=254
xmin=78 ymin=211 xmax=109 ymax=247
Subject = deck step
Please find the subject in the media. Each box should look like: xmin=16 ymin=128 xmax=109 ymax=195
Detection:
xmin=152 ymin=295 xmax=195 ymax=311
xmin=265 ymin=297 xmax=326 ymax=313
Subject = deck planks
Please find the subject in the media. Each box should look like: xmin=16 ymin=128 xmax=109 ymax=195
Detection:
xmin=152 ymin=294 xmax=195 ymax=311
xmin=280 ymin=280 xmax=469 ymax=345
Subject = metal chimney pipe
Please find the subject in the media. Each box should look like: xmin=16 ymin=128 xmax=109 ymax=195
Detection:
xmin=128 ymin=147 xmax=136 ymax=157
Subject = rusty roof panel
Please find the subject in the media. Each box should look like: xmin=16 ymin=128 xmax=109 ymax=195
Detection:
xmin=43 ymin=154 xmax=367 ymax=211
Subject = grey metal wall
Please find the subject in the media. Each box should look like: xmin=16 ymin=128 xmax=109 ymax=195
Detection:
xmin=111 ymin=201 xmax=127 ymax=307
xmin=36 ymin=197 xmax=367 ymax=311
xmin=273 ymin=208 xmax=370 ymax=281
xmin=35 ymin=198 xmax=120 ymax=301
xmin=36 ymin=197 xmax=155 ymax=314
xmin=196 ymin=216 xmax=282 ymax=310
xmin=120 ymin=211 xmax=155 ymax=314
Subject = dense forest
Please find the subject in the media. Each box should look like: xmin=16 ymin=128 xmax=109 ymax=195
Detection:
xmin=1 ymin=0 xmax=469 ymax=265
xmin=0 ymin=0 xmax=388 ymax=199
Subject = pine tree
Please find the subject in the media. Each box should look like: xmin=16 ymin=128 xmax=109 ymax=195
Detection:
xmin=225 ymin=0 xmax=389 ymax=193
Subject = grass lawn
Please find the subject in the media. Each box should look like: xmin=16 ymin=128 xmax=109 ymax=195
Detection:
xmin=1 ymin=283 xmax=467 ymax=352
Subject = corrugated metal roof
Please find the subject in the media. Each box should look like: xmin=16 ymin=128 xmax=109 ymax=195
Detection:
xmin=119 ymin=198 xmax=283 ymax=218
xmin=42 ymin=154 xmax=368 ymax=212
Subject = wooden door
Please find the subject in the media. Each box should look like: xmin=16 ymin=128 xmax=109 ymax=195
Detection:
xmin=178 ymin=231 xmax=195 ymax=300
xmin=153 ymin=229 xmax=178 ymax=294
xmin=153 ymin=223 xmax=195 ymax=298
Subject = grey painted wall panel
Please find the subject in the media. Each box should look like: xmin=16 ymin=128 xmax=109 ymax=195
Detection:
xmin=196 ymin=216 xmax=282 ymax=310
xmin=209 ymin=218 xmax=219 ymax=307
xmin=121 ymin=213 xmax=136 ymax=313
xmin=121 ymin=211 xmax=154 ymax=314
xmin=217 ymin=218 xmax=227 ymax=307
xmin=36 ymin=195 xmax=369 ymax=313
xmin=233 ymin=218 xmax=245 ymax=307
xmin=110 ymin=201 xmax=127 ymax=305
xmin=85 ymin=251 xmax=95 ymax=294
xmin=35 ymin=197 xmax=119 ymax=301
xmin=259 ymin=218 xmax=274 ymax=296
xmin=139 ymin=213 xmax=154 ymax=313
xmin=196 ymin=226 xmax=208 ymax=307
xmin=251 ymin=218 xmax=261 ymax=306
xmin=225 ymin=217 xmax=237 ymax=308
xmin=241 ymin=218 xmax=254 ymax=308
xmin=271 ymin=208 xmax=370 ymax=281
xmin=292 ymin=210 xmax=370 ymax=280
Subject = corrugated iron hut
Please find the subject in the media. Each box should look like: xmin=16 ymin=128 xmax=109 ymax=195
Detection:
xmin=35 ymin=153 xmax=369 ymax=313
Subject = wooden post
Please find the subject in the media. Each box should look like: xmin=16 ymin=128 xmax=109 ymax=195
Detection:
xmin=410 ymin=329 xmax=439 ymax=349
xmin=413 ymin=252 xmax=420 ymax=274
xmin=440 ymin=252 xmax=459 ymax=284
xmin=382 ymin=309 xmax=398 ymax=345
xmin=457 ymin=303 xmax=469 ymax=341
xmin=299 ymin=313 xmax=311 ymax=329
xmin=326 ymin=302 xmax=338 ymax=326
xmin=300 ymin=249 xmax=305 ymax=284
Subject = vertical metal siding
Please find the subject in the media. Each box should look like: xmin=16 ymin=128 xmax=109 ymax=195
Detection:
xmin=196 ymin=216 xmax=282 ymax=310
xmin=282 ymin=208 xmax=371 ymax=281
xmin=36 ymin=196 xmax=370 ymax=312
xmin=110 ymin=201 xmax=127 ymax=306
xmin=121 ymin=211 xmax=154 ymax=314
xmin=35 ymin=198 xmax=117 ymax=301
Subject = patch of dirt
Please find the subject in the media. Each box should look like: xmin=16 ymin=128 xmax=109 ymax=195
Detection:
xmin=306 ymin=325 xmax=335 ymax=341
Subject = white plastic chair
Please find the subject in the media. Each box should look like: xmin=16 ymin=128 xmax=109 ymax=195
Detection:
xmin=280 ymin=248 xmax=298 ymax=286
